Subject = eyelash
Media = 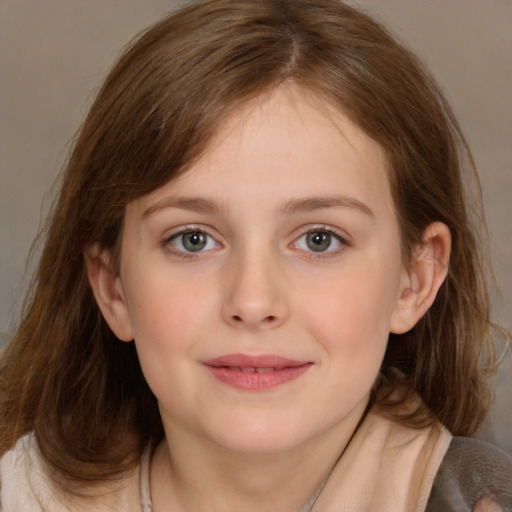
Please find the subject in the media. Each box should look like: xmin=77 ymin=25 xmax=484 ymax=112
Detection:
xmin=161 ymin=225 xmax=349 ymax=260
xmin=292 ymin=225 xmax=349 ymax=260
xmin=161 ymin=226 xmax=220 ymax=260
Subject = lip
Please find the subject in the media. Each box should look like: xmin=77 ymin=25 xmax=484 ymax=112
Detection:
xmin=203 ymin=353 xmax=313 ymax=391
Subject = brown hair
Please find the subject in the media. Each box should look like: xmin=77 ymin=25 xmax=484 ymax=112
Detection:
xmin=0 ymin=0 xmax=505 ymax=494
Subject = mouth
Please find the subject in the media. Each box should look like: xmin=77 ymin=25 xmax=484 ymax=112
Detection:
xmin=203 ymin=354 xmax=313 ymax=391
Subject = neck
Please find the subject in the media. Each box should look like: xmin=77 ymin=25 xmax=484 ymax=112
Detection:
xmin=150 ymin=401 xmax=368 ymax=512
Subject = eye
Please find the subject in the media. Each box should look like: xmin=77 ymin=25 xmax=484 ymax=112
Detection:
xmin=167 ymin=230 xmax=219 ymax=253
xmin=293 ymin=229 xmax=345 ymax=253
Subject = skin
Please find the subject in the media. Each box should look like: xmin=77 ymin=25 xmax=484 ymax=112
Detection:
xmin=86 ymin=87 xmax=451 ymax=511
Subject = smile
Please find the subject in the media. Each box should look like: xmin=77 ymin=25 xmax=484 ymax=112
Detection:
xmin=226 ymin=366 xmax=276 ymax=373
xmin=203 ymin=354 xmax=313 ymax=391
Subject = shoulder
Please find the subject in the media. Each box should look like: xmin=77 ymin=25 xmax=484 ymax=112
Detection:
xmin=1 ymin=433 xmax=144 ymax=512
xmin=0 ymin=432 xmax=53 ymax=511
xmin=426 ymin=436 xmax=512 ymax=512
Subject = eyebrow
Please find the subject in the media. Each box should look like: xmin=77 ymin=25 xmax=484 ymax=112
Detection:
xmin=280 ymin=196 xmax=374 ymax=217
xmin=142 ymin=197 xmax=226 ymax=218
xmin=142 ymin=194 xmax=374 ymax=218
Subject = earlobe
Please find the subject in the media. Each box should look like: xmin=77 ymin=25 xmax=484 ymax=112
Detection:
xmin=84 ymin=243 xmax=134 ymax=342
xmin=390 ymin=222 xmax=451 ymax=334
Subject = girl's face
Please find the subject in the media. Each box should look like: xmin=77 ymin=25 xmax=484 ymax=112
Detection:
xmin=112 ymin=88 xmax=411 ymax=454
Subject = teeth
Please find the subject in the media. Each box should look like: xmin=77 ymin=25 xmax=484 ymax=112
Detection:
xmin=227 ymin=366 xmax=276 ymax=373
xmin=225 ymin=366 xmax=276 ymax=373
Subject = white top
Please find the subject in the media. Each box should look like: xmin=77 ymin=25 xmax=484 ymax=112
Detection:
xmin=140 ymin=445 xmax=152 ymax=512
xmin=0 ymin=408 xmax=452 ymax=511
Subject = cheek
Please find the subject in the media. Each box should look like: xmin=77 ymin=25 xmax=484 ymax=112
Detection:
xmin=123 ymin=274 xmax=210 ymax=400
xmin=300 ymin=261 xmax=400 ymax=360
xmin=124 ymin=266 xmax=214 ymax=341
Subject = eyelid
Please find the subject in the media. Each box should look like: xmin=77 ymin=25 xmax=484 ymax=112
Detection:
xmin=295 ymin=224 xmax=350 ymax=242
xmin=160 ymin=223 xmax=350 ymax=259
xmin=161 ymin=224 xmax=222 ymax=257
xmin=290 ymin=225 xmax=350 ymax=257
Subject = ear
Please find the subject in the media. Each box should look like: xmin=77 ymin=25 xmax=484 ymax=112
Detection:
xmin=84 ymin=243 xmax=134 ymax=342
xmin=390 ymin=222 xmax=451 ymax=334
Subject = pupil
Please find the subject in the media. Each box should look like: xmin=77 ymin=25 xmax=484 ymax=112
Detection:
xmin=183 ymin=232 xmax=206 ymax=251
xmin=306 ymin=232 xmax=331 ymax=252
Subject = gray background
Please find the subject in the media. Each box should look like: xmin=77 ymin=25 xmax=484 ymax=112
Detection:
xmin=1 ymin=1 xmax=510 ymax=452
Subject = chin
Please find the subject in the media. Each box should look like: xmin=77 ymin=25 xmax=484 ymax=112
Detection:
xmin=216 ymin=434 xmax=300 ymax=455
xmin=205 ymin=416 xmax=316 ymax=455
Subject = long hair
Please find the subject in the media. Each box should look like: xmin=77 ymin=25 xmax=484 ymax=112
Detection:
xmin=0 ymin=0 xmax=504 ymax=494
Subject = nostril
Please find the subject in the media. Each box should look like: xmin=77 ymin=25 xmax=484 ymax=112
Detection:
xmin=230 ymin=314 xmax=277 ymax=324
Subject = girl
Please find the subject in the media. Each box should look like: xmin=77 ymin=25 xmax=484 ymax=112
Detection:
xmin=1 ymin=0 xmax=511 ymax=510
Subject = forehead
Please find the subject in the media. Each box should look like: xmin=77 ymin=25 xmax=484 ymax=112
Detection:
xmin=128 ymin=87 xmax=394 ymax=221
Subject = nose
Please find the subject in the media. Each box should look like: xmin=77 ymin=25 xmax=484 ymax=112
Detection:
xmin=221 ymin=248 xmax=289 ymax=330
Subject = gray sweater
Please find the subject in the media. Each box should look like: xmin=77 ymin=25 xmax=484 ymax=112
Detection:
xmin=426 ymin=437 xmax=512 ymax=511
